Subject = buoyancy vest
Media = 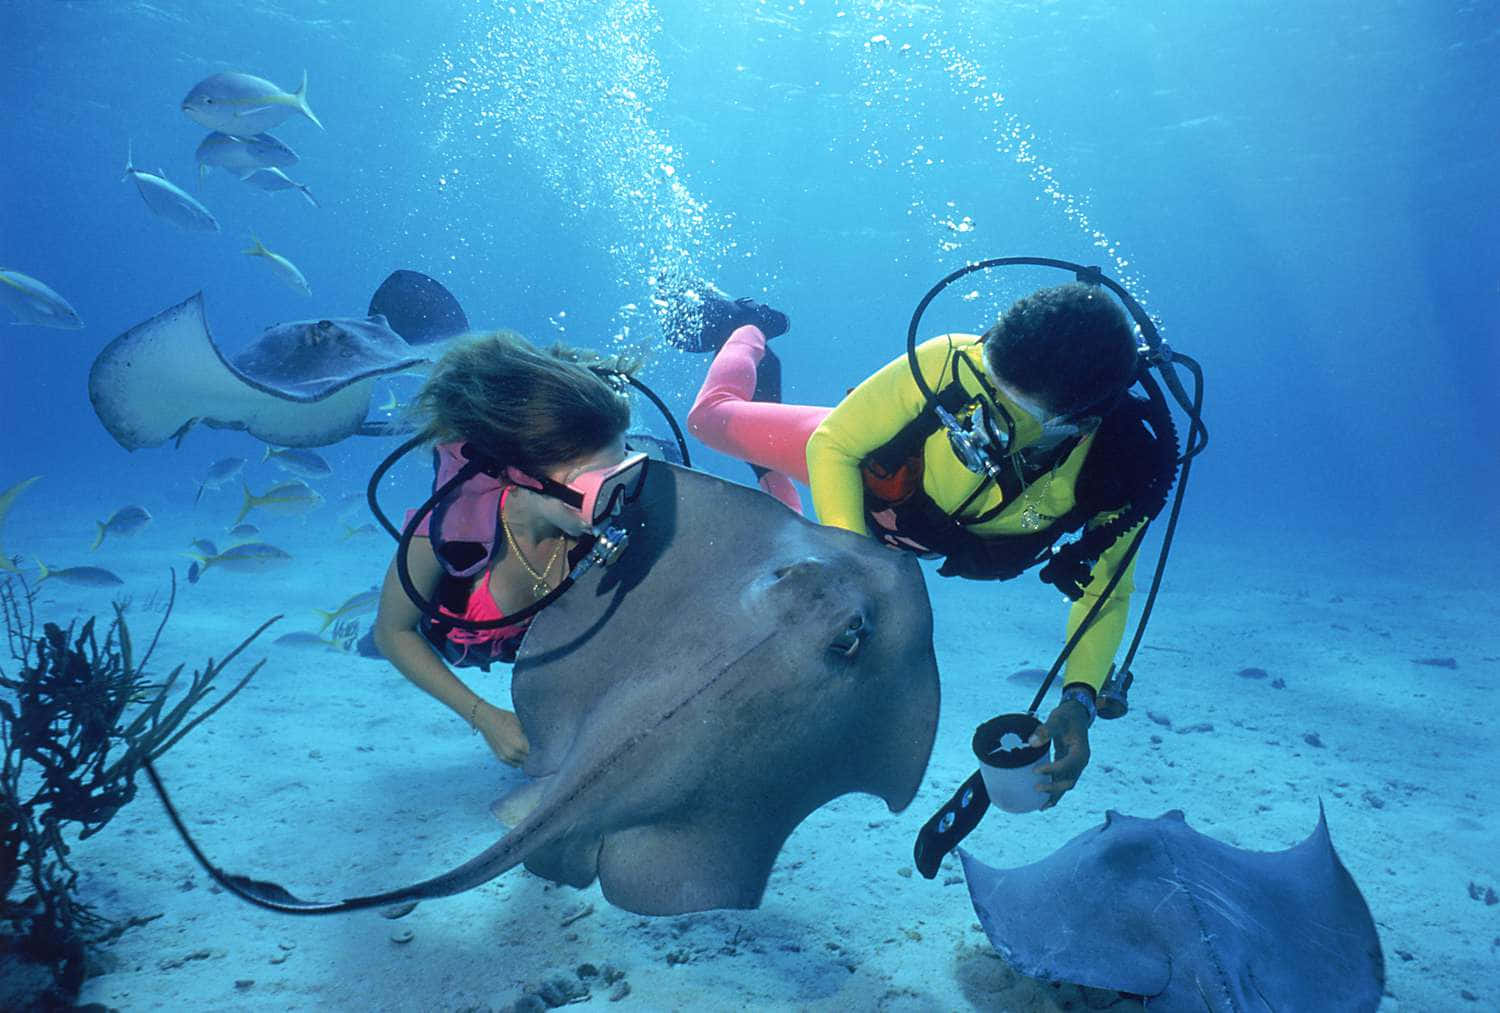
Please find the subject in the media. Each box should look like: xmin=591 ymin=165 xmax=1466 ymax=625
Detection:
xmin=408 ymin=442 xmax=520 ymax=668
xmin=859 ymin=384 xmax=1167 ymax=581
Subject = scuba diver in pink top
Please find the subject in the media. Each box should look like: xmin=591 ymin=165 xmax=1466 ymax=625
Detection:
xmin=372 ymin=332 xmax=646 ymax=768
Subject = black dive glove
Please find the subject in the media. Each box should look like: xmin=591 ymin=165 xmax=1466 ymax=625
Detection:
xmin=1039 ymin=547 xmax=1096 ymax=601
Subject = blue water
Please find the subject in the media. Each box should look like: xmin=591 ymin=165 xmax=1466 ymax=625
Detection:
xmin=3 ymin=2 xmax=1498 ymax=1009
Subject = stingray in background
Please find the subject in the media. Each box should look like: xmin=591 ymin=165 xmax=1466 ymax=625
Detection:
xmin=149 ymin=463 xmax=942 ymax=917
xmin=367 ymin=268 xmax=470 ymax=345
xmin=86 ymin=271 xmax=465 ymax=451
xmin=960 ymin=807 xmax=1384 ymax=1012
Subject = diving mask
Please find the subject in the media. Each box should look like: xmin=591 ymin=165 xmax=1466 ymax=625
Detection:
xmin=506 ymin=452 xmax=649 ymax=570
xmin=507 ymin=451 xmax=648 ymax=528
xmin=993 ymin=381 xmax=1102 ymax=461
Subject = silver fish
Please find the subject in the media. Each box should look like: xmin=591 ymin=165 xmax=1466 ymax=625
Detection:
xmin=190 ymin=538 xmax=218 ymax=557
xmin=0 ymin=476 xmax=41 ymax=574
xmin=195 ymin=456 xmax=247 ymax=504
xmin=37 ymin=560 xmax=124 ymax=587
xmin=227 ymin=522 xmax=260 ymax=539
xmin=92 ymin=505 xmax=151 ymax=551
xmin=0 ymin=269 xmax=83 ymax=329
xmin=341 ymin=522 xmax=376 ymax=541
xmin=188 ymin=541 xmax=293 ymax=583
xmin=274 ymin=631 xmax=347 ymax=652
xmin=239 ymin=167 xmax=319 ymax=207
xmin=195 ymin=132 xmax=298 ymax=179
xmin=263 ymin=444 xmax=332 ymax=478
xmin=314 ymin=588 xmax=381 ymax=631
xmin=235 ymin=479 xmax=322 ymax=524
xmin=123 ymin=144 xmax=219 ymax=232
xmin=243 ymin=235 xmax=310 ymax=296
xmin=182 ymin=70 xmax=323 ymax=134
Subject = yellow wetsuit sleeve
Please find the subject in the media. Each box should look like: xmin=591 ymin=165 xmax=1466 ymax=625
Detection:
xmin=805 ymin=335 xmax=969 ymax=535
xmin=1061 ymin=514 xmax=1143 ymax=692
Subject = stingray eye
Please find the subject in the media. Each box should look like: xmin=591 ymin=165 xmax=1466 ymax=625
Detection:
xmin=828 ymin=613 xmax=866 ymax=658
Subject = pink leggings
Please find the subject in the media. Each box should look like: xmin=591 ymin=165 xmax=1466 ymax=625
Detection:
xmin=686 ymin=325 xmax=831 ymax=514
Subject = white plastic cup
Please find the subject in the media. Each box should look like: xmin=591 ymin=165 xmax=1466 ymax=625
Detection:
xmin=972 ymin=713 xmax=1050 ymax=814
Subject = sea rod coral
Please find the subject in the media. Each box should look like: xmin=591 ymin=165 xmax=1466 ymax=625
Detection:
xmin=0 ymin=572 xmax=278 ymax=1008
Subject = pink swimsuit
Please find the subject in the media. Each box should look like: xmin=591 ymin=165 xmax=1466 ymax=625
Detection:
xmin=438 ymin=566 xmax=531 ymax=664
xmin=409 ymin=483 xmax=532 ymax=666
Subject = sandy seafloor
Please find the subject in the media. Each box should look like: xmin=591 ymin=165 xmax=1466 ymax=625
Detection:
xmin=4 ymin=472 xmax=1496 ymax=1012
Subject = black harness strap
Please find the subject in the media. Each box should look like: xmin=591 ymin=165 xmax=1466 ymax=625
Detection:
xmin=861 ymin=390 xmax=1164 ymax=583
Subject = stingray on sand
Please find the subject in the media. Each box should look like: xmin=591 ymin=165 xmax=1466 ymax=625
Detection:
xmin=150 ymin=463 xmax=942 ymax=916
xmin=960 ymin=807 xmax=1384 ymax=1012
xmin=87 ymin=271 xmax=466 ymax=451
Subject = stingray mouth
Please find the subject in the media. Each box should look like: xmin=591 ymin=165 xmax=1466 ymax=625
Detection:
xmin=827 ymin=612 xmax=866 ymax=658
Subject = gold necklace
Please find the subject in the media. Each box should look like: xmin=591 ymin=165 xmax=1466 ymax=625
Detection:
xmin=501 ymin=500 xmax=564 ymax=599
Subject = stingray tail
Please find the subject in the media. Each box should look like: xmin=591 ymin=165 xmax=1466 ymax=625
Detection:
xmin=293 ymin=70 xmax=324 ymax=130
xmin=90 ymin=521 xmax=106 ymax=552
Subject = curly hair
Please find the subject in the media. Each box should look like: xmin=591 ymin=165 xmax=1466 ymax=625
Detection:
xmin=411 ymin=331 xmax=631 ymax=471
xmin=981 ymin=283 xmax=1138 ymax=418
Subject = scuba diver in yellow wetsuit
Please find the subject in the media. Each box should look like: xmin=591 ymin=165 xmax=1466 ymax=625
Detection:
xmin=669 ymin=264 xmax=1201 ymax=869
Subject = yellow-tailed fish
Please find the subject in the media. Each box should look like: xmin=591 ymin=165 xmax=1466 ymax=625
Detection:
xmin=36 ymin=558 xmax=124 ymax=587
xmin=181 ymin=70 xmax=323 ymax=133
xmin=235 ymin=479 xmax=322 ymax=525
xmin=0 ymin=476 xmax=42 ymax=572
xmin=92 ymin=505 xmax=152 ymax=551
xmin=243 ymin=234 xmax=311 ymax=296
xmin=314 ymin=588 xmax=381 ymax=632
xmin=187 ymin=542 xmax=292 ymax=584
xmin=0 ymin=270 xmax=83 ymax=329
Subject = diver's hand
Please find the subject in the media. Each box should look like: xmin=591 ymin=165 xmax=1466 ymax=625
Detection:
xmin=1028 ymin=698 xmax=1092 ymax=808
xmin=475 ymin=703 xmax=530 ymax=767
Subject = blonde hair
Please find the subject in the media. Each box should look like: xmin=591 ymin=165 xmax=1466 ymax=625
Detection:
xmin=412 ymin=331 xmax=631 ymax=470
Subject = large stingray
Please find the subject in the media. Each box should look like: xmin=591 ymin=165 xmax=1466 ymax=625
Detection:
xmin=441 ymin=463 xmax=942 ymax=913
xmin=88 ymin=292 xmax=426 ymax=449
xmin=960 ymin=807 xmax=1384 ymax=1012
xmin=183 ymin=463 xmax=941 ymax=917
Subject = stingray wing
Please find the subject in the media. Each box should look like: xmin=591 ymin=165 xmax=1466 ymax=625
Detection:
xmin=367 ymin=270 xmax=470 ymax=345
